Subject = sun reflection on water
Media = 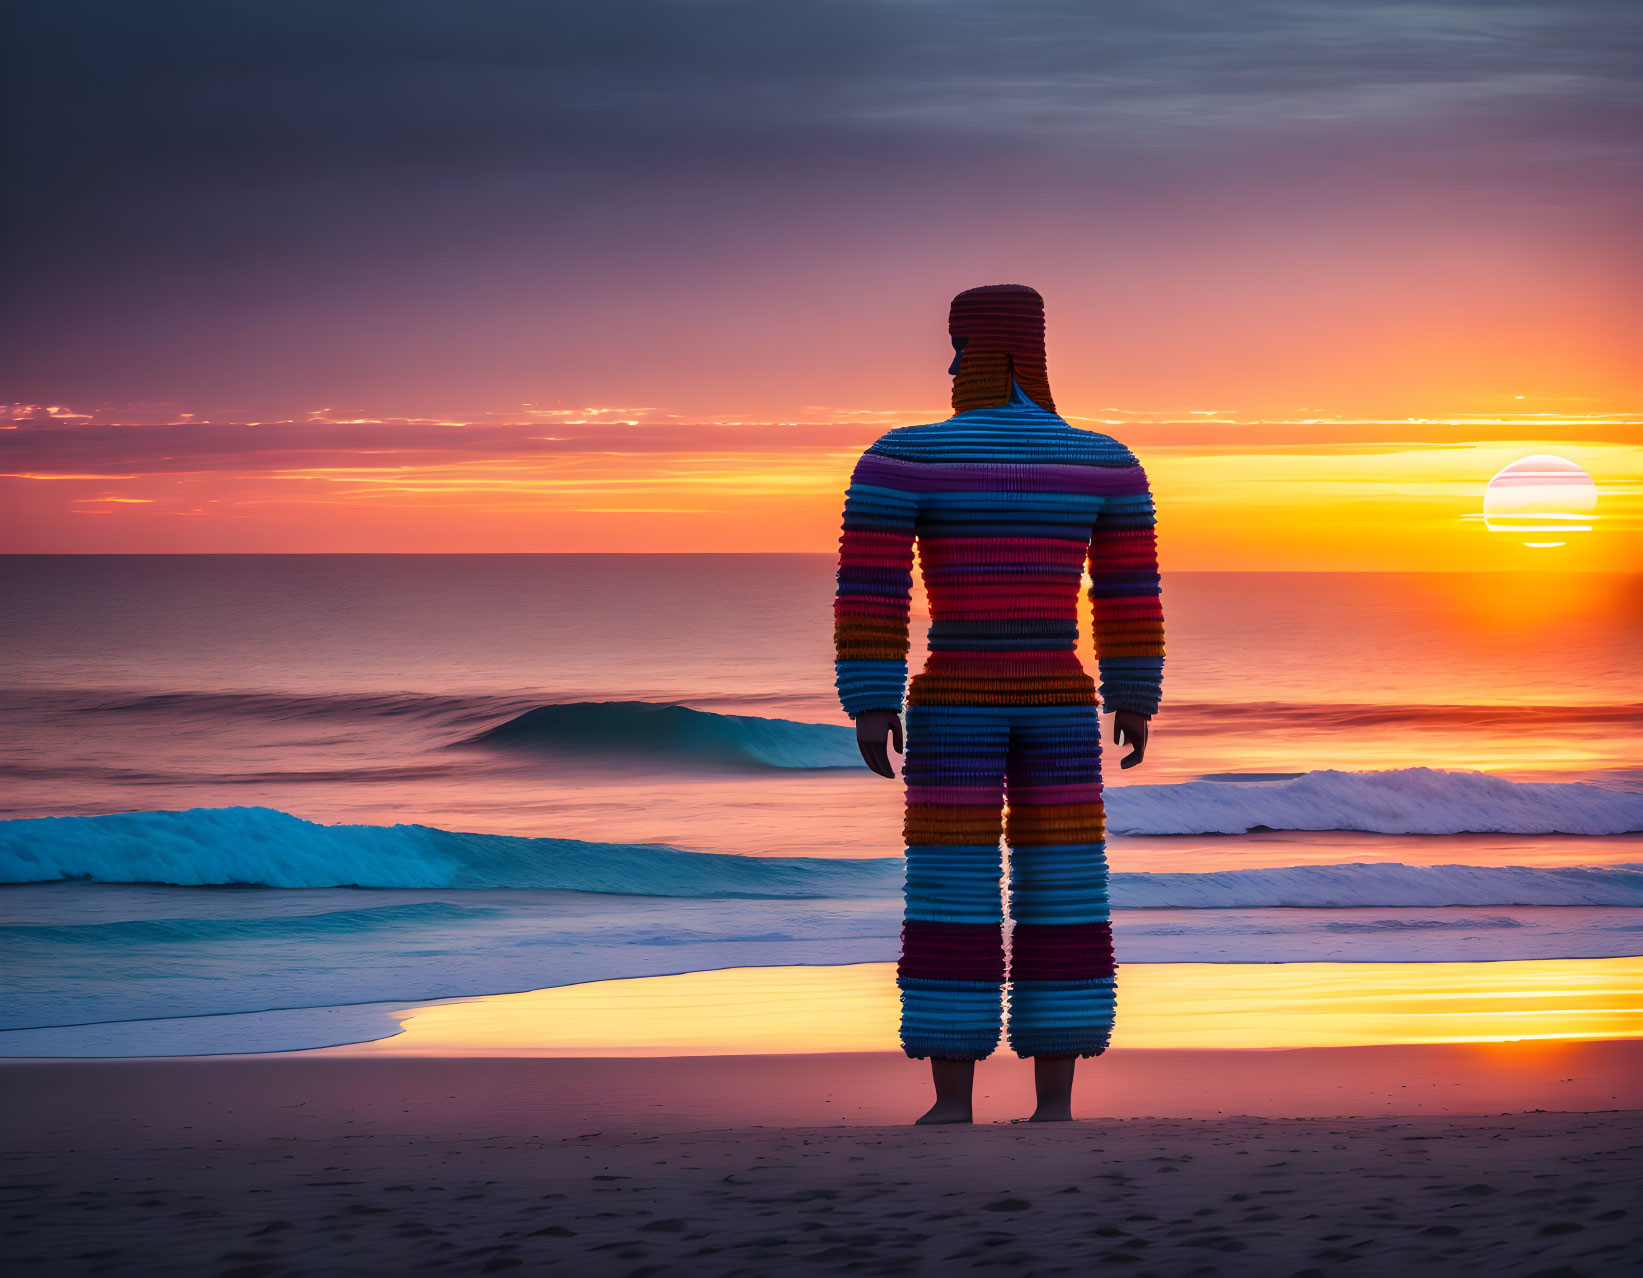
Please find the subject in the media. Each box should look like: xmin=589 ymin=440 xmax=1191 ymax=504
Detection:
xmin=329 ymin=957 xmax=1643 ymax=1057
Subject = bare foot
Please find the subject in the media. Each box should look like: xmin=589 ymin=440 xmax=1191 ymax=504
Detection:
xmin=1030 ymin=1054 xmax=1077 ymax=1121
xmin=918 ymin=1057 xmax=976 ymax=1125
xmin=1027 ymin=1103 xmax=1074 ymax=1122
xmin=914 ymin=1100 xmax=974 ymax=1125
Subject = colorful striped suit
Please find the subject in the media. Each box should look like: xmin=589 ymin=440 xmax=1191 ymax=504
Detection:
xmin=833 ymin=286 xmax=1165 ymax=1060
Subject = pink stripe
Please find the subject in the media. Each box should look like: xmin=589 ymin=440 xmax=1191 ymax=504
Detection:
xmin=921 ymin=650 xmax=1084 ymax=667
xmin=1005 ymin=783 xmax=1106 ymax=805
xmin=854 ymin=454 xmax=1147 ymax=496
xmin=921 ymin=537 xmax=1088 ymax=560
xmin=905 ymin=785 xmax=1004 ymax=806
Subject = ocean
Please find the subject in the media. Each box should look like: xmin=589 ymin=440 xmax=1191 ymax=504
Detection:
xmin=2 ymin=555 xmax=1640 ymax=1056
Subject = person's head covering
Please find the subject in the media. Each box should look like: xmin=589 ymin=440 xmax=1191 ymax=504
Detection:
xmin=948 ymin=284 xmax=1055 ymax=414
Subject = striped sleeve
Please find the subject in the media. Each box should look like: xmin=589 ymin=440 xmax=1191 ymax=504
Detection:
xmin=833 ymin=447 xmax=918 ymax=718
xmin=1087 ymin=459 xmax=1165 ymax=715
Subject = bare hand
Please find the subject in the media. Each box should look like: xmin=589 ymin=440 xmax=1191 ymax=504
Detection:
xmin=855 ymin=709 xmax=904 ymax=778
xmin=1111 ymin=709 xmax=1150 ymax=770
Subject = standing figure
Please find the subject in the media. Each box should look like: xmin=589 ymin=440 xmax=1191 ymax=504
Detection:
xmin=833 ymin=284 xmax=1165 ymax=1124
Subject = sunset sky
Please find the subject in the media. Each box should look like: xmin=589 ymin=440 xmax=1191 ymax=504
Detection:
xmin=3 ymin=1 xmax=1638 ymax=565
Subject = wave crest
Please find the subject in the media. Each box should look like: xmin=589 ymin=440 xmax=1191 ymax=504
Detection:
xmin=3 ymin=807 xmax=1642 ymax=905
xmin=1113 ymin=767 xmax=1643 ymax=837
xmin=0 ymin=807 xmax=897 ymax=896
xmin=457 ymin=701 xmax=860 ymax=770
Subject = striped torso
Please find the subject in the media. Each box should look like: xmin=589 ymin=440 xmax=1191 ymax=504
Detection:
xmin=834 ymin=381 xmax=1165 ymax=717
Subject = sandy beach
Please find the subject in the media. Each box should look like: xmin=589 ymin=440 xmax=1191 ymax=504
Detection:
xmin=5 ymin=1050 xmax=1640 ymax=1276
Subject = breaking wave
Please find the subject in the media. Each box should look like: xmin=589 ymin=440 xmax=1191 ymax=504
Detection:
xmin=455 ymin=701 xmax=860 ymax=770
xmin=0 ymin=807 xmax=898 ymax=896
xmin=1111 ymin=767 xmax=1643 ymax=837
xmin=3 ymin=807 xmax=1642 ymax=905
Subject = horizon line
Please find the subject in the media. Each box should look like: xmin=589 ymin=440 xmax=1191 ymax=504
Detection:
xmin=0 ymin=550 xmax=1637 ymax=574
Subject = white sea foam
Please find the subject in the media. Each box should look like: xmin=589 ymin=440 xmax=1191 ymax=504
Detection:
xmin=1108 ymin=767 xmax=1643 ymax=836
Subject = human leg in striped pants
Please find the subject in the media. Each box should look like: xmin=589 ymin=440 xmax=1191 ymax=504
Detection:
xmin=897 ymin=703 xmax=1117 ymax=1085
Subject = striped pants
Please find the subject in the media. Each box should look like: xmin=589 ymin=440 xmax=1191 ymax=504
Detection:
xmin=896 ymin=702 xmax=1116 ymax=1060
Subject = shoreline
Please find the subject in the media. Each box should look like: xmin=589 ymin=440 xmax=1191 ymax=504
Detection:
xmin=7 ymin=1040 xmax=1643 ymax=1138
xmin=9 ymin=954 xmax=1643 ymax=1059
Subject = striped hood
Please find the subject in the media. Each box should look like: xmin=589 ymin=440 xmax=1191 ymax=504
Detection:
xmin=949 ymin=283 xmax=1055 ymax=415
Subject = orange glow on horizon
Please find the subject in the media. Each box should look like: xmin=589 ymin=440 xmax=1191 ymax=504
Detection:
xmin=3 ymin=422 xmax=1638 ymax=566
